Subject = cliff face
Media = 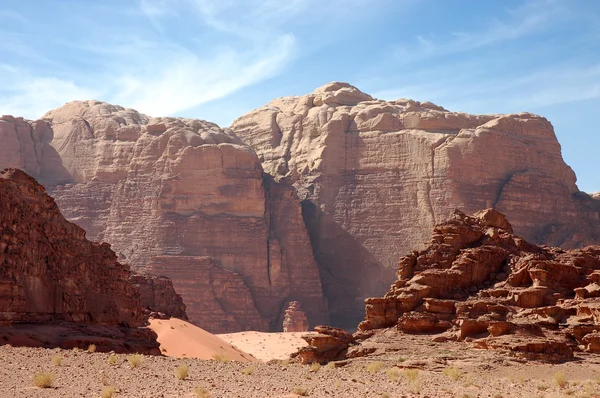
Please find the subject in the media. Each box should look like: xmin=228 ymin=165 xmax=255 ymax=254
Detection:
xmin=129 ymin=273 xmax=188 ymax=320
xmin=0 ymin=168 xmax=159 ymax=353
xmin=358 ymin=209 xmax=600 ymax=360
xmin=231 ymin=82 xmax=600 ymax=326
xmin=38 ymin=101 xmax=328 ymax=333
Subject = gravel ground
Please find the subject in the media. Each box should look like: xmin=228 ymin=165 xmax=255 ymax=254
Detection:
xmin=1 ymin=342 xmax=600 ymax=397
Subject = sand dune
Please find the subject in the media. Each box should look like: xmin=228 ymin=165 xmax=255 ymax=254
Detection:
xmin=148 ymin=318 xmax=257 ymax=362
xmin=217 ymin=331 xmax=309 ymax=362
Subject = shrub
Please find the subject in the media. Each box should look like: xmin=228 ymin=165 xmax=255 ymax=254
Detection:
xmin=127 ymin=354 xmax=143 ymax=369
xmin=88 ymin=344 xmax=97 ymax=353
xmin=443 ymin=366 xmax=462 ymax=381
xmin=309 ymin=362 xmax=321 ymax=372
xmin=101 ymin=386 xmax=116 ymax=398
xmin=403 ymin=368 xmax=419 ymax=383
xmin=366 ymin=361 xmax=384 ymax=373
xmin=211 ymin=353 xmax=228 ymax=362
xmin=242 ymin=364 xmax=257 ymax=375
xmin=176 ymin=364 xmax=189 ymax=380
xmin=553 ymin=371 xmax=568 ymax=388
xmin=291 ymin=386 xmax=309 ymax=396
xmin=107 ymin=353 xmax=118 ymax=366
xmin=385 ymin=367 xmax=400 ymax=381
xmin=32 ymin=372 xmax=55 ymax=388
xmin=194 ymin=386 xmax=211 ymax=397
xmin=52 ymin=355 xmax=62 ymax=366
xmin=325 ymin=362 xmax=336 ymax=370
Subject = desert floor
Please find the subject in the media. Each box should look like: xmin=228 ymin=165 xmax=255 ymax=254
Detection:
xmin=1 ymin=327 xmax=600 ymax=397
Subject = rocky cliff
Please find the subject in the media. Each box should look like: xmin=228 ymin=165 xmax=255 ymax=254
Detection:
xmin=31 ymin=100 xmax=328 ymax=333
xmin=0 ymin=168 xmax=159 ymax=353
xmin=129 ymin=273 xmax=188 ymax=320
xmin=357 ymin=209 xmax=600 ymax=361
xmin=231 ymin=82 xmax=600 ymax=326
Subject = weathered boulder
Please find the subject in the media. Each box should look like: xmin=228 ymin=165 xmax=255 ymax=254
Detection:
xmin=38 ymin=101 xmax=328 ymax=333
xmin=231 ymin=82 xmax=600 ymax=326
xmin=0 ymin=168 xmax=159 ymax=353
xmin=292 ymin=326 xmax=355 ymax=364
xmin=358 ymin=209 xmax=600 ymax=361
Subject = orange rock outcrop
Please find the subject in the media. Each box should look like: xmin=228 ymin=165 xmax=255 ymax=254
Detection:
xmin=358 ymin=209 xmax=600 ymax=361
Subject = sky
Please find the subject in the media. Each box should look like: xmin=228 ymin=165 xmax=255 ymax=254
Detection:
xmin=0 ymin=0 xmax=599 ymax=192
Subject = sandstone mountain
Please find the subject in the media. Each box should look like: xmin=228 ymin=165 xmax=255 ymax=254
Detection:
xmin=357 ymin=209 xmax=600 ymax=361
xmin=231 ymin=82 xmax=600 ymax=326
xmin=13 ymin=101 xmax=328 ymax=333
xmin=0 ymin=168 xmax=159 ymax=353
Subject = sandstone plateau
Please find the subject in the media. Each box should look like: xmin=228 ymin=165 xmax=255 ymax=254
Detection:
xmin=0 ymin=168 xmax=159 ymax=353
xmin=2 ymin=82 xmax=600 ymax=331
xmin=1 ymin=101 xmax=329 ymax=333
xmin=351 ymin=209 xmax=600 ymax=362
xmin=231 ymin=82 xmax=600 ymax=326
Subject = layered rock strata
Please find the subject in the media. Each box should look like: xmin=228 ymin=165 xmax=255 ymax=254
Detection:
xmin=129 ymin=273 xmax=188 ymax=320
xmin=34 ymin=101 xmax=327 ymax=333
xmin=231 ymin=82 xmax=600 ymax=326
xmin=283 ymin=301 xmax=309 ymax=332
xmin=0 ymin=168 xmax=159 ymax=353
xmin=358 ymin=209 xmax=600 ymax=361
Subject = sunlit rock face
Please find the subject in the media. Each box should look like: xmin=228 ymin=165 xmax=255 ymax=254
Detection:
xmin=11 ymin=100 xmax=329 ymax=333
xmin=231 ymin=82 xmax=600 ymax=326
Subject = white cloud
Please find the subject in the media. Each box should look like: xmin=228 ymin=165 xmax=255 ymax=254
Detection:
xmin=111 ymin=34 xmax=296 ymax=116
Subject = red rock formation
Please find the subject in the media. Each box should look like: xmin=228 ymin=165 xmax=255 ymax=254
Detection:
xmin=358 ymin=209 xmax=600 ymax=361
xmin=283 ymin=301 xmax=309 ymax=332
xmin=292 ymin=326 xmax=355 ymax=364
xmin=32 ymin=101 xmax=328 ymax=333
xmin=129 ymin=273 xmax=188 ymax=320
xmin=231 ymin=82 xmax=600 ymax=327
xmin=0 ymin=168 xmax=159 ymax=353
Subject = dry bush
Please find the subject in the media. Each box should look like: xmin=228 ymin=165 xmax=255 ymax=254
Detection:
xmin=403 ymin=368 xmax=419 ymax=382
xmin=366 ymin=361 xmax=384 ymax=373
xmin=242 ymin=364 xmax=257 ymax=375
xmin=553 ymin=371 xmax=568 ymax=388
xmin=291 ymin=386 xmax=309 ymax=396
xmin=127 ymin=354 xmax=143 ymax=369
xmin=88 ymin=344 xmax=97 ymax=353
xmin=211 ymin=353 xmax=228 ymax=362
xmin=32 ymin=372 xmax=55 ymax=388
xmin=107 ymin=353 xmax=118 ymax=366
xmin=309 ymin=362 xmax=321 ymax=372
xmin=176 ymin=364 xmax=189 ymax=380
xmin=443 ymin=366 xmax=462 ymax=381
xmin=193 ymin=386 xmax=211 ymax=397
xmin=101 ymin=386 xmax=116 ymax=398
xmin=385 ymin=367 xmax=400 ymax=382
xmin=52 ymin=355 xmax=62 ymax=366
xmin=325 ymin=362 xmax=336 ymax=370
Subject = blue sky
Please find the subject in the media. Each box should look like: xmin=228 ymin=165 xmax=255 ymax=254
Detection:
xmin=1 ymin=0 xmax=599 ymax=192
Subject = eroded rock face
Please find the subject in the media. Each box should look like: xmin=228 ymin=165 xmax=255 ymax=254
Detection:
xmin=129 ymin=273 xmax=188 ymax=320
xmin=231 ymin=82 xmax=600 ymax=326
xmin=0 ymin=168 xmax=159 ymax=353
xmin=0 ymin=116 xmax=70 ymax=185
xmin=39 ymin=101 xmax=328 ymax=333
xmin=283 ymin=301 xmax=309 ymax=332
xmin=359 ymin=209 xmax=600 ymax=361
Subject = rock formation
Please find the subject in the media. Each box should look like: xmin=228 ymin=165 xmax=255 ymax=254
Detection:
xmin=283 ymin=301 xmax=309 ymax=332
xmin=358 ymin=209 xmax=600 ymax=361
xmin=292 ymin=326 xmax=355 ymax=364
xmin=0 ymin=168 xmax=159 ymax=353
xmin=21 ymin=100 xmax=328 ymax=333
xmin=231 ymin=82 xmax=600 ymax=326
xmin=129 ymin=273 xmax=188 ymax=320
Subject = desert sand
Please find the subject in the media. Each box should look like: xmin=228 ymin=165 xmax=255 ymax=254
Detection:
xmin=217 ymin=331 xmax=308 ymax=362
xmin=1 ymin=334 xmax=600 ymax=397
xmin=148 ymin=318 xmax=257 ymax=362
